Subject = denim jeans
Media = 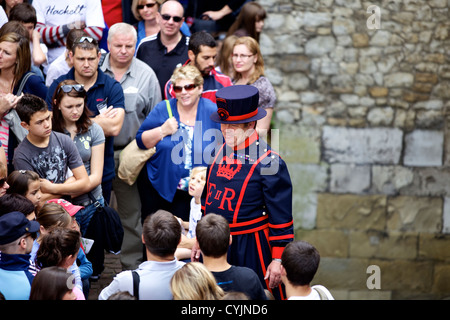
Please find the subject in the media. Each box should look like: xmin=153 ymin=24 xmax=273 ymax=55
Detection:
xmin=75 ymin=196 xmax=105 ymax=236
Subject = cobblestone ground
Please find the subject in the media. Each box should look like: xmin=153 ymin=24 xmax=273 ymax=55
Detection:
xmin=87 ymin=252 xmax=122 ymax=300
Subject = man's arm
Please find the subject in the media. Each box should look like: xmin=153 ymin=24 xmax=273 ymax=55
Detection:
xmin=40 ymin=165 xmax=91 ymax=196
xmin=93 ymin=107 xmax=125 ymax=137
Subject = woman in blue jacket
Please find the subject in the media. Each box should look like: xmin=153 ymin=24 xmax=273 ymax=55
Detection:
xmin=136 ymin=65 xmax=221 ymax=222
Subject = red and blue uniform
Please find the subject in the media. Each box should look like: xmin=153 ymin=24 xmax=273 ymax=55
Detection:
xmin=202 ymin=130 xmax=294 ymax=299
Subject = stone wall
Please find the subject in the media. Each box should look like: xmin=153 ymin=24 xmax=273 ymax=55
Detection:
xmin=258 ymin=0 xmax=450 ymax=299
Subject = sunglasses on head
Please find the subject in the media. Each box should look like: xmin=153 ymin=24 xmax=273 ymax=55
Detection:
xmin=76 ymin=36 xmax=95 ymax=43
xmin=173 ymin=84 xmax=197 ymax=93
xmin=161 ymin=14 xmax=183 ymax=23
xmin=57 ymin=84 xmax=85 ymax=95
xmin=137 ymin=2 xmax=156 ymax=9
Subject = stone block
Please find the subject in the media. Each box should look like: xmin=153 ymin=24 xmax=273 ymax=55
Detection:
xmin=369 ymin=86 xmax=388 ymax=97
xmin=415 ymin=73 xmax=438 ymax=84
xmin=314 ymin=257 xmax=370 ymax=290
xmin=348 ymin=290 xmax=392 ymax=300
xmin=431 ymin=264 xmax=450 ymax=297
xmin=322 ymin=126 xmax=403 ymax=164
xmin=350 ymin=230 xmax=418 ymax=260
xmin=444 ymin=197 xmax=450 ymax=234
xmin=330 ymin=164 xmax=371 ymax=193
xmin=279 ymin=55 xmax=310 ymax=72
xmin=400 ymin=167 xmax=450 ymax=197
xmin=403 ymin=130 xmax=443 ymax=167
xmin=373 ymin=260 xmax=433 ymax=293
xmin=371 ymin=165 xmax=414 ymax=195
xmin=289 ymin=163 xmax=328 ymax=230
xmin=317 ymin=193 xmax=387 ymax=231
xmin=384 ymin=72 xmax=414 ymax=87
xmin=367 ymin=107 xmax=394 ymax=126
xmin=352 ymin=33 xmax=369 ymax=47
xmin=387 ymin=196 xmax=443 ymax=233
xmin=305 ymin=36 xmax=336 ymax=56
xmin=297 ymin=229 xmax=349 ymax=258
xmin=279 ymin=124 xmax=321 ymax=164
xmin=419 ymin=233 xmax=450 ymax=261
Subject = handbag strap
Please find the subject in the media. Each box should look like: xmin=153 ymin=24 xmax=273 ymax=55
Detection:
xmin=132 ymin=270 xmax=140 ymax=300
xmin=16 ymin=72 xmax=35 ymax=95
xmin=165 ymin=99 xmax=172 ymax=118
xmin=87 ymin=192 xmax=102 ymax=208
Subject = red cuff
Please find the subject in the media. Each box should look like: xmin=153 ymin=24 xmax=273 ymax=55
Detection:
xmin=272 ymin=247 xmax=285 ymax=259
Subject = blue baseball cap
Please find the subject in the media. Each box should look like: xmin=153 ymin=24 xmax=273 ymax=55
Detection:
xmin=0 ymin=211 xmax=40 ymax=245
xmin=211 ymin=85 xmax=267 ymax=124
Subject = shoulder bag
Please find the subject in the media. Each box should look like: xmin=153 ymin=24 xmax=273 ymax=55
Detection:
xmin=85 ymin=192 xmax=124 ymax=255
xmin=118 ymin=100 xmax=173 ymax=185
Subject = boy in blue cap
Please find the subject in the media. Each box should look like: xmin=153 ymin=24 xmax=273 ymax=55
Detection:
xmin=0 ymin=211 xmax=40 ymax=300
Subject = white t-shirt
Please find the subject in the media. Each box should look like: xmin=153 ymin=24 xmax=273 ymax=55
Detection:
xmin=33 ymin=0 xmax=105 ymax=64
xmin=288 ymin=285 xmax=335 ymax=300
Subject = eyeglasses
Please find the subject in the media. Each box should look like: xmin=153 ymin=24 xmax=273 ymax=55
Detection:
xmin=232 ymin=53 xmax=255 ymax=60
xmin=161 ymin=14 xmax=183 ymax=23
xmin=76 ymin=36 xmax=94 ymax=43
xmin=173 ymin=84 xmax=197 ymax=93
xmin=0 ymin=178 xmax=6 ymax=187
xmin=57 ymin=84 xmax=85 ymax=95
xmin=137 ymin=2 xmax=156 ymax=9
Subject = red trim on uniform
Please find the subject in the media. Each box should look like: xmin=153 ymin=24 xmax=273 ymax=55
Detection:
xmin=269 ymin=220 xmax=294 ymax=229
xmin=233 ymin=149 xmax=271 ymax=223
xmin=230 ymin=223 xmax=269 ymax=235
xmin=254 ymin=232 xmax=270 ymax=293
xmin=229 ymin=215 xmax=268 ymax=228
xmin=269 ymin=234 xmax=295 ymax=241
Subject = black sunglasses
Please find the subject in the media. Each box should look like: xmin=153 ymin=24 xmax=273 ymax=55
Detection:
xmin=161 ymin=14 xmax=183 ymax=23
xmin=137 ymin=2 xmax=156 ymax=9
xmin=57 ymin=84 xmax=85 ymax=95
xmin=173 ymin=84 xmax=197 ymax=93
xmin=0 ymin=178 xmax=6 ymax=187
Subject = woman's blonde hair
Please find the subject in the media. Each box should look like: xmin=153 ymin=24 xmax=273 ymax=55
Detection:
xmin=131 ymin=0 xmax=164 ymax=21
xmin=170 ymin=262 xmax=224 ymax=300
xmin=170 ymin=64 xmax=204 ymax=87
xmin=232 ymin=36 xmax=265 ymax=85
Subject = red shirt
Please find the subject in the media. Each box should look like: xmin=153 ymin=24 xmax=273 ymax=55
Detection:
xmin=102 ymin=0 xmax=123 ymax=27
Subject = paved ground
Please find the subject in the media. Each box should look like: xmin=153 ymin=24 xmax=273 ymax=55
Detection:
xmin=87 ymin=252 xmax=123 ymax=300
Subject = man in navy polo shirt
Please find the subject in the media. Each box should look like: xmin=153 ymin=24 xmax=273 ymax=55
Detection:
xmin=46 ymin=36 xmax=125 ymax=204
xmin=136 ymin=0 xmax=189 ymax=97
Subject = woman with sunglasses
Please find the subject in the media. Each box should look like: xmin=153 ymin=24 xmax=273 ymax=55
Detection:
xmin=136 ymin=65 xmax=221 ymax=224
xmin=231 ymin=36 xmax=276 ymax=138
xmin=51 ymin=79 xmax=105 ymax=237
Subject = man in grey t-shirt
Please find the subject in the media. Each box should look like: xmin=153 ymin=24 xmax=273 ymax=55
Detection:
xmin=13 ymin=94 xmax=90 ymax=205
